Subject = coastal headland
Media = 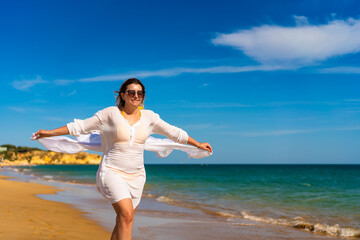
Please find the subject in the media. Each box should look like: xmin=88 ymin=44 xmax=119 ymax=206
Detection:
xmin=1 ymin=144 xmax=101 ymax=166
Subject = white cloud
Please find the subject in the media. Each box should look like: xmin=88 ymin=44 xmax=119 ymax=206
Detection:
xmin=67 ymin=90 xmax=77 ymax=96
xmin=319 ymin=66 xmax=360 ymax=74
xmin=260 ymin=100 xmax=340 ymax=107
xmin=10 ymin=76 xmax=76 ymax=91
xmin=212 ymin=16 xmax=360 ymax=67
xmin=182 ymin=124 xmax=228 ymax=130
xmin=61 ymin=90 xmax=77 ymax=97
xmin=44 ymin=116 xmax=68 ymax=122
xmin=78 ymin=65 xmax=283 ymax=82
xmin=11 ymin=76 xmax=48 ymax=91
xmin=78 ymin=69 xmax=182 ymax=82
xmin=8 ymin=106 xmax=43 ymax=113
xmin=154 ymin=102 xmax=252 ymax=109
xmin=10 ymin=65 xmax=283 ymax=91
xmin=335 ymin=126 xmax=360 ymax=131
xmin=54 ymin=79 xmax=76 ymax=85
xmin=293 ymin=15 xmax=309 ymax=26
xmin=227 ymin=125 xmax=360 ymax=137
xmin=241 ymin=129 xmax=314 ymax=137
xmin=31 ymin=99 xmax=48 ymax=103
xmin=8 ymin=106 xmax=26 ymax=112
xmin=184 ymin=103 xmax=252 ymax=108
xmin=11 ymin=16 xmax=360 ymax=92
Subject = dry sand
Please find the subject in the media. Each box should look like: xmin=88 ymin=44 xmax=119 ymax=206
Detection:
xmin=0 ymin=175 xmax=110 ymax=240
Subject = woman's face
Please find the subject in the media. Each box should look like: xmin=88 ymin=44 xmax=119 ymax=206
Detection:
xmin=121 ymin=84 xmax=144 ymax=108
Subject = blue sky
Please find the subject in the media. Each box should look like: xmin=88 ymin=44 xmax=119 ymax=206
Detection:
xmin=1 ymin=0 xmax=360 ymax=164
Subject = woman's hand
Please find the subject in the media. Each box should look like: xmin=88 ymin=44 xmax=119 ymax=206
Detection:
xmin=198 ymin=142 xmax=213 ymax=153
xmin=187 ymin=136 xmax=213 ymax=153
xmin=32 ymin=126 xmax=69 ymax=140
xmin=31 ymin=129 xmax=53 ymax=140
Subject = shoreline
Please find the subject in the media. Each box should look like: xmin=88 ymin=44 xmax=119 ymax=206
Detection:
xmin=0 ymin=167 xmax=346 ymax=239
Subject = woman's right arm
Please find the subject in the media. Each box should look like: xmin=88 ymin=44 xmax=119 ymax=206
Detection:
xmin=32 ymin=125 xmax=70 ymax=139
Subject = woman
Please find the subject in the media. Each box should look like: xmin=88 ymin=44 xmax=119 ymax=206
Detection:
xmin=33 ymin=78 xmax=212 ymax=240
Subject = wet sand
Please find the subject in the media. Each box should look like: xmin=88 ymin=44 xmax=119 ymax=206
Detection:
xmin=132 ymin=210 xmax=343 ymax=240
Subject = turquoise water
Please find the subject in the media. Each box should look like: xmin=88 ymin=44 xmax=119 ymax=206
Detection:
xmin=13 ymin=164 xmax=360 ymax=237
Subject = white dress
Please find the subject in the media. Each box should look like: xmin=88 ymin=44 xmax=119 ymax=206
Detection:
xmin=66 ymin=106 xmax=189 ymax=208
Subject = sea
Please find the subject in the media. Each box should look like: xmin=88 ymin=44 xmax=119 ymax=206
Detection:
xmin=3 ymin=164 xmax=360 ymax=238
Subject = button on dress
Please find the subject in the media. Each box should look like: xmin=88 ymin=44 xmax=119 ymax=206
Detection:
xmin=66 ymin=106 xmax=188 ymax=208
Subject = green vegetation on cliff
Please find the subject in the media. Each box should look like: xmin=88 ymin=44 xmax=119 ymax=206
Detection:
xmin=1 ymin=144 xmax=44 ymax=161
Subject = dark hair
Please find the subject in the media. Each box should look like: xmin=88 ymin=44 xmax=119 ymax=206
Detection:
xmin=115 ymin=78 xmax=146 ymax=109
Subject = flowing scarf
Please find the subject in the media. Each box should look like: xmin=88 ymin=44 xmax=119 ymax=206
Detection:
xmin=34 ymin=132 xmax=212 ymax=159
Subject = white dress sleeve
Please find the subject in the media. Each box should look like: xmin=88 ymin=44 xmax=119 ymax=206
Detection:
xmin=66 ymin=111 xmax=103 ymax=137
xmin=150 ymin=112 xmax=188 ymax=144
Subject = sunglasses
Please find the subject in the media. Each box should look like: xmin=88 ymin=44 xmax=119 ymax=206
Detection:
xmin=125 ymin=90 xmax=145 ymax=98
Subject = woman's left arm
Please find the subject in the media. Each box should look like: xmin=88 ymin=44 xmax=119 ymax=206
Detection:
xmin=187 ymin=136 xmax=213 ymax=153
xmin=151 ymin=112 xmax=213 ymax=153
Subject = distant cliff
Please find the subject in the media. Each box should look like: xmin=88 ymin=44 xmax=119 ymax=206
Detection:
xmin=0 ymin=144 xmax=101 ymax=165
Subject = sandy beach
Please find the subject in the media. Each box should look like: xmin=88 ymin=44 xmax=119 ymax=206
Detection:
xmin=0 ymin=168 xmax=346 ymax=240
xmin=0 ymin=175 xmax=110 ymax=240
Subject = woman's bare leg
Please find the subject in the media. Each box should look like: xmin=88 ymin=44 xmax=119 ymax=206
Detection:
xmin=111 ymin=198 xmax=134 ymax=240
xmin=110 ymin=219 xmax=119 ymax=240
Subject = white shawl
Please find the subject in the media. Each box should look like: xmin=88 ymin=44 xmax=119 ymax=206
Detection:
xmin=34 ymin=133 xmax=212 ymax=159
